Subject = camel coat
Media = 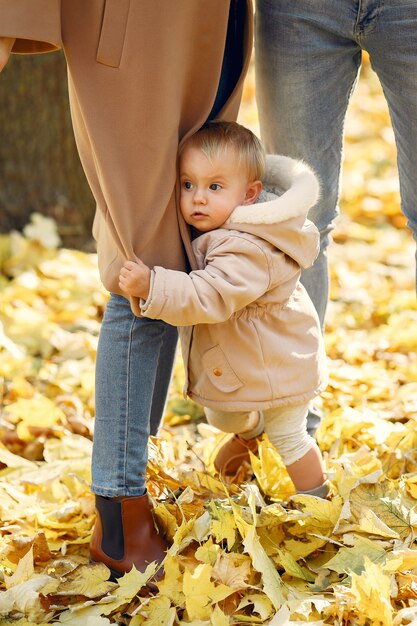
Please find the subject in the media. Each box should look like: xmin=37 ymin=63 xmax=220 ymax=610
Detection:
xmin=141 ymin=155 xmax=328 ymax=411
xmin=0 ymin=0 xmax=253 ymax=315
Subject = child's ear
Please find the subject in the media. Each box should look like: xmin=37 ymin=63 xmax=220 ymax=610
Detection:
xmin=242 ymin=180 xmax=263 ymax=205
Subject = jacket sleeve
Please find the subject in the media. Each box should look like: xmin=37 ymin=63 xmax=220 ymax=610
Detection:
xmin=0 ymin=0 xmax=61 ymax=53
xmin=140 ymin=236 xmax=271 ymax=326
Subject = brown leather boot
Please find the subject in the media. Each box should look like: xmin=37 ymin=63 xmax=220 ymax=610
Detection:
xmin=89 ymin=493 xmax=168 ymax=582
xmin=213 ymin=434 xmax=261 ymax=476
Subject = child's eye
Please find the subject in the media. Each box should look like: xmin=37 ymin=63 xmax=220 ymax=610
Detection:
xmin=209 ymin=183 xmax=222 ymax=191
xmin=183 ymin=181 xmax=193 ymax=190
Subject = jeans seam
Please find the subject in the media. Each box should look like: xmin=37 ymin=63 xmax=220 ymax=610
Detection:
xmin=121 ymin=313 xmax=137 ymax=490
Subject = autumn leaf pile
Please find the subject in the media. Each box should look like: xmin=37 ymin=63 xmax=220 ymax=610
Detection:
xmin=1 ymin=59 xmax=417 ymax=625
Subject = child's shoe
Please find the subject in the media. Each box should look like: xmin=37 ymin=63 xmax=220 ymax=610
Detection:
xmin=213 ymin=433 xmax=261 ymax=476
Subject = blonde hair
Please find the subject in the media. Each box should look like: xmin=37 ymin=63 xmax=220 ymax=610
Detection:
xmin=180 ymin=121 xmax=265 ymax=181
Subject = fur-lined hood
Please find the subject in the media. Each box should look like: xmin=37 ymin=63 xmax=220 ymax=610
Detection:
xmin=224 ymin=154 xmax=320 ymax=269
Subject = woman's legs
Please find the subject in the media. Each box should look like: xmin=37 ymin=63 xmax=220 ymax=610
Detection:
xmin=92 ymin=294 xmax=178 ymax=497
xmin=90 ymin=294 xmax=177 ymax=578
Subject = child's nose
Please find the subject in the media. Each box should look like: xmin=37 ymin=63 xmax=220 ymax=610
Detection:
xmin=193 ymin=188 xmax=207 ymax=204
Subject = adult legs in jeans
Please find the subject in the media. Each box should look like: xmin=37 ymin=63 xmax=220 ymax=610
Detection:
xmin=92 ymin=294 xmax=178 ymax=497
xmin=89 ymin=295 xmax=177 ymax=578
xmin=255 ymin=0 xmax=417 ymax=429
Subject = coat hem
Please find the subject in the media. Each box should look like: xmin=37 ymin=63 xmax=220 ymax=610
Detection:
xmin=188 ymin=384 xmax=327 ymax=413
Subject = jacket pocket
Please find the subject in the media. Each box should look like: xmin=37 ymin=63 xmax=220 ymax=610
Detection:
xmin=96 ymin=0 xmax=130 ymax=68
xmin=202 ymin=345 xmax=243 ymax=393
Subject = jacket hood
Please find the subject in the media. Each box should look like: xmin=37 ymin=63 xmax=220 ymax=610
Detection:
xmin=224 ymin=154 xmax=320 ymax=268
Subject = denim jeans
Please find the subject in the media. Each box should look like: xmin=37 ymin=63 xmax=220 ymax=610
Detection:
xmin=255 ymin=0 xmax=417 ymax=327
xmin=92 ymin=294 xmax=178 ymax=496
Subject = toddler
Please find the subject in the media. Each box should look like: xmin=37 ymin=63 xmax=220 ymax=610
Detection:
xmin=119 ymin=121 xmax=329 ymax=498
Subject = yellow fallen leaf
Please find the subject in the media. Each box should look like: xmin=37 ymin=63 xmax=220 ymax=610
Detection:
xmin=383 ymin=548 xmax=417 ymax=573
xmin=210 ymin=604 xmax=230 ymax=626
xmin=58 ymin=613 xmax=112 ymax=625
xmin=282 ymin=534 xmax=328 ymax=561
xmin=289 ymin=494 xmax=343 ymax=535
xmin=212 ymin=551 xmax=252 ymax=589
xmin=153 ymin=503 xmax=178 ymax=541
xmin=131 ymin=595 xmax=176 ymax=626
xmin=324 ymin=534 xmax=387 ymax=575
xmin=182 ymin=563 xmax=234 ymax=621
xmin=237 ymin=592 xmax=274 ymax=621
xmin=349 ymin=482 xmax=413 ymax=541
xmin=156 ymin=555 xmax=185 ymax=606
xmin=357 ymin=506 xmax=400 ymax=539
xmin=209 ymin=501 xmax=237 ymax=551
xmin=5 ymin=396 xmax=66 ymax=442
xmin=350 ymin=557 xmax=393 ymax=626
xmin=275 ymin=549 xmax=315 ymax=583
xmin=195 ymin=536 xmax=221 ymax=566
xmin=46 ymin=562 xmax=117 ymax=598
xmin=241 ymin=524 xmax=284 ymax=609
xmin=250 ymin=437 xmax=295 ymax=501
xmin=0 ymin=575 xmax=55 ymax=621
xmin=58 ymin=564 xmax=158 ymax=622
xmin=4 ymin=547 xmax=35 ymax=589
xmin=23 ymin=213 xmax=61 ymax=249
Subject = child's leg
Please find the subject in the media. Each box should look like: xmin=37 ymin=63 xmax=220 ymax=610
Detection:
xmin=263 ymin=404 xmax=326 ymax=493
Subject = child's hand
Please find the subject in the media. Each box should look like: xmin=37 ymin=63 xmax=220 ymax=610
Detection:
xmin=119 ymin=260 xmax=151 ymax=299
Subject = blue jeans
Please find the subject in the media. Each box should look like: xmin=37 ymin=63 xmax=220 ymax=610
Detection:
xmin=92 ymin=294 xmax=178 ymax=496
xmin=255 ymin=0 xmax=417 ymax=327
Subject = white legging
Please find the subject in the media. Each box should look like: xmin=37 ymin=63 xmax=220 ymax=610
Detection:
xmin=205 ymin=403 xmax=314 ymax=466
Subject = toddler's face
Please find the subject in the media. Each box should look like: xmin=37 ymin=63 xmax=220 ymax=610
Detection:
xmin=179 ymin=145 xmax=257 ymax=232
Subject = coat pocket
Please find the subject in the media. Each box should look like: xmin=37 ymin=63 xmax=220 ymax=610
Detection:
xmin=202 ymin=345 xmax=243 ymax=393
xmin=96 ymin=0 xmax=130 ymax=68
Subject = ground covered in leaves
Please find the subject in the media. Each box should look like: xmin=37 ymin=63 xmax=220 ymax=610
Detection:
xmin=1 ymin=59 xmax=417 ymax=625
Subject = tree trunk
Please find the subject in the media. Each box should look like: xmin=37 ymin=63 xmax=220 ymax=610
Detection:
xmin=0 ymin=50 xmax=95 ymax=249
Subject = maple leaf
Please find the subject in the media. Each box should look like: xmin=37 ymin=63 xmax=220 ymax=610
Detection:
xmin=350 ymin=558 xmax=393 ymax=625
xmin=194 ymin=536 xmax=221 ymax=566
xmin=275 ymin=549 xmax=315 ymax=583
xmin=44 ymin=562 xmax=117 ymax=598
xmin=182 ymin=563 xmax=234 ymax=621
xmin=130 ymin=595 xmax=176 ymax=626
xmin=210 ymin=604 xmax=230 ymax=626
xmin=237 ymin=592 xmax=275 ymax=621
xmin=241 ymin=524 xmax=285 ymax=609
xmin=324 ymin=534 xmax=387 ymax=575
xmin=350 ymin=482 xmax=414 ymax=541
xmin=4 ymin=546 xmax=35 ymax=589
xmin=212 ymin=551 xmax=252 ymax=589
xmin=0 ymin=574 xmax=55 ymax=622
xmin=5 ymin=395 xmax=66 ymax=442
xmin=156 ymin=555 xmax=185 ymax=606
xmin=250 ymin=437 xmax=295 ymax=501
xmin=208 ymin=501 xmax=237 ymax=550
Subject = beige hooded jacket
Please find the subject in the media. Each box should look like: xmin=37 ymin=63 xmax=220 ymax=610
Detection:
xmin=141 ymin=155 xmax=328 ymax=411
